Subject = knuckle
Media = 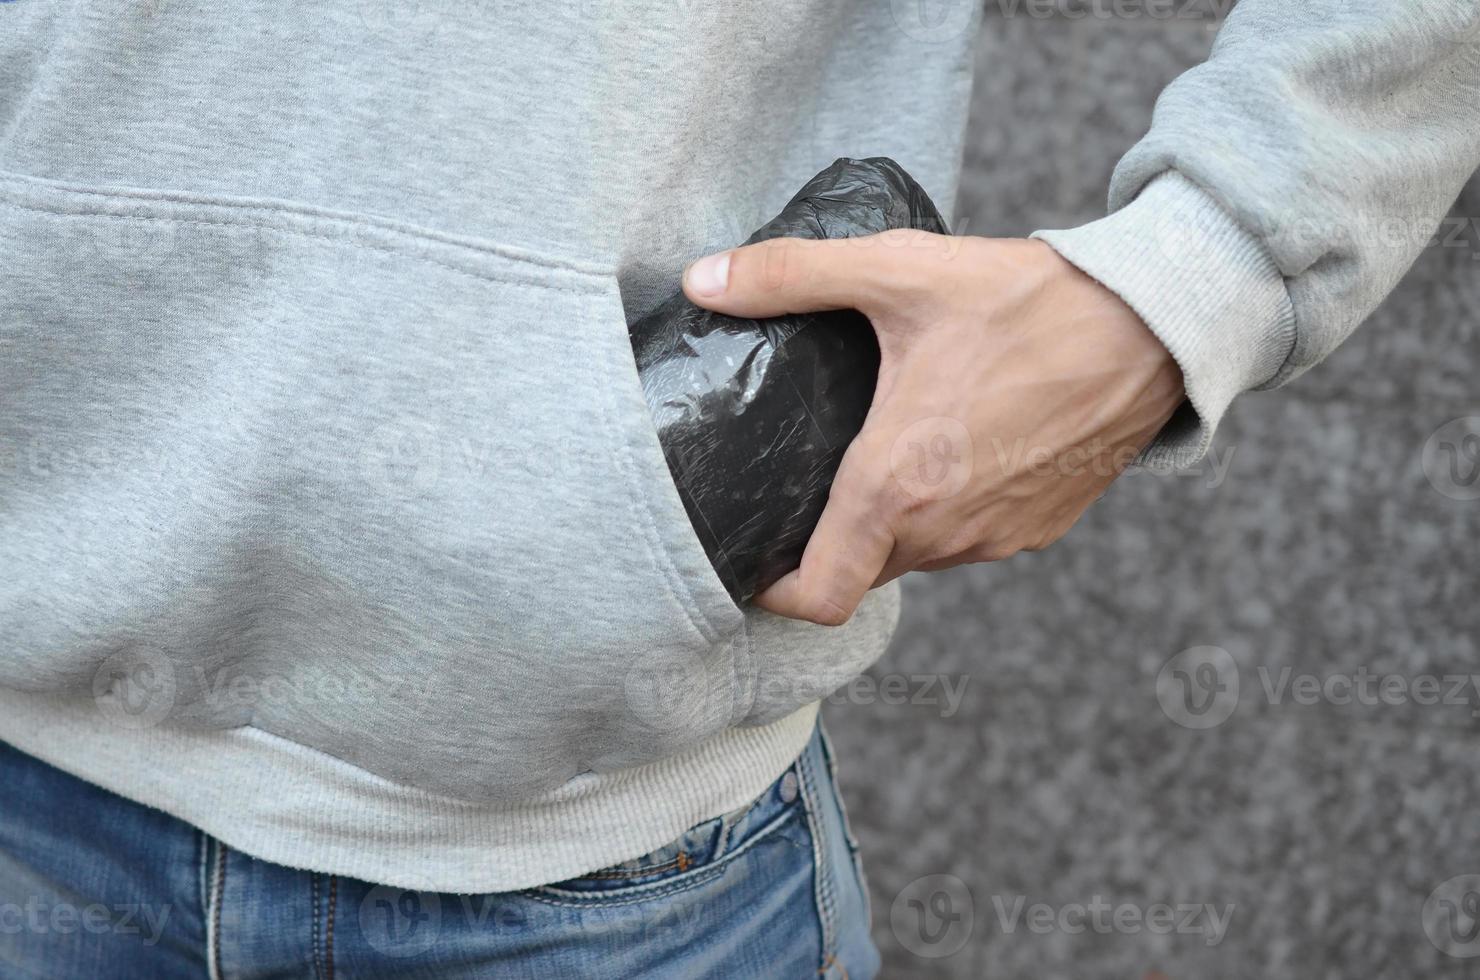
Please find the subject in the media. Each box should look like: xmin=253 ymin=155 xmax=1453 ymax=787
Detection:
xmin=751 ymin=238 xmax=812 ymax=295
xmin=968 ymin=542 xmax=1015 ymax=564
xmin=1028 ymin=518 xmax=1077 ymax=552
xmin=728 ymin=240 xmax=787 ymax=294
xmin=883 ymin=476 xmax=933 ymax=520
xmin=844 ymin=440 xmax=906 ymax=507
xmin=932 ymin=520 xmax=989 ymax=559
xmin=805 ymin=596 xmax=854 ymax=627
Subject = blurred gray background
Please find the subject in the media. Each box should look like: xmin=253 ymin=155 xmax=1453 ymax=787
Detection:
xmin=822 ymin=3 xmax=1480 ymax=978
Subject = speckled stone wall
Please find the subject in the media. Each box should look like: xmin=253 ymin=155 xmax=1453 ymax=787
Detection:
xmin=822 ymin=5 xmax=1480 ymax=978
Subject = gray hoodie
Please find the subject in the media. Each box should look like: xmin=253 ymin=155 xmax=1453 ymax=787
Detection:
xmin=0 ymin=0 xmax=1475 ymax=891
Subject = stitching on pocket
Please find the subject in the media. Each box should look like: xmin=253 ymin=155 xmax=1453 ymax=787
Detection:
xmin=728 ymin=617 xmax=758 ymax=725
xmin=797 ymin=739 xmax=839 ymax=968
xmin=522 ymin=865 xmax=732 ymax=909
xmin=596 ymin=284 xmax=739 ymax=648
xmin=599 ymin=370 xmax=722 ymax=647
xmin=577 ymin=850 xmax=692 ymax=881
xmin=0 ymin=198 xmax=607 ymax=299
xmin=0 ymin=169 xmax=612 ymax=281
xmin=0 ymin=184 xmax=744 ymax=794
xmin=522 ymin=803 xmax=802 ymax=907
xmin=2 ymin=176 xmax=741 ymax=654
xmin=1 ymin=180 xmax=722 ymax=646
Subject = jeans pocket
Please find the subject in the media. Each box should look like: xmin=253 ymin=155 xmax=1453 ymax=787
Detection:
xmin=815 ymin=721 xmax=873 ymax=937
xmin=816 ymin=722 xmax=864 ymax=858
xmin=524 ymin=758 xmax=804 ymax=903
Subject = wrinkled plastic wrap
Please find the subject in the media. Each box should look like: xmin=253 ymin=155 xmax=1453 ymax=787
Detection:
xmin=631 ymin=157 xmax=949 ymax=604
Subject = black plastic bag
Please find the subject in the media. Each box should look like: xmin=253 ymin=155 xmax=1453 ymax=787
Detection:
xmin=631 ymin=157 xmax=949 ymax=604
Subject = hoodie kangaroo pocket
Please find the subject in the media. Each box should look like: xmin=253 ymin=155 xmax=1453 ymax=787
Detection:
xmin=0 ymin=172 xmax=747 ymax=802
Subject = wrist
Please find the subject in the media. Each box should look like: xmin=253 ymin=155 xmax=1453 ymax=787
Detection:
xmin=1031 ymin=171 xmax=1294 ymax=468
xmin=1038 ymin=238 xmax=1185 ymax=394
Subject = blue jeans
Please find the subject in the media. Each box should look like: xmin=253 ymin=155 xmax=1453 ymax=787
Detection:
xmin=0 ymin=723 xmax=877 ymax=979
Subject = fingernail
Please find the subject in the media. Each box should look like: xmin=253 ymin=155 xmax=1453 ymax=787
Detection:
xmin=685 ymin=252 xmax=730 ymax=297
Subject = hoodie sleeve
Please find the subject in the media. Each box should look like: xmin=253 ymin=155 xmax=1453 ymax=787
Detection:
xmin=1031 ymin=0 xmax=1480 ymax=469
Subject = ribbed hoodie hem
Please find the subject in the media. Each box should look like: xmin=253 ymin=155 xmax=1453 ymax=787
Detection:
xmin=0 ymin=688 xmax=819 ymax=893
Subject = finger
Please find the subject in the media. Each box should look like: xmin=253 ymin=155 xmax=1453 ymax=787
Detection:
xmin=872 ymin=545 xmax=925 ymax=588
xmin=683 ymin=235 xmax=903 ymax=320
xmin=912 ymin=554 xmax=973 ymax=574
xmin=868 ymin=522 xmax=966 ymax=588
xmin=752 ymin=463 xmax=895 ymax=626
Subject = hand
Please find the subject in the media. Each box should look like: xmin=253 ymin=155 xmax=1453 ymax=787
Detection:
xmin=682 ymin=232 xmax=1185 ymax=626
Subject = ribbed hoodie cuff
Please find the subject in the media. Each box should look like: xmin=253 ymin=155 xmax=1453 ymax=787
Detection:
xmin=1032 ymin=171 xmax=1297 ymax=470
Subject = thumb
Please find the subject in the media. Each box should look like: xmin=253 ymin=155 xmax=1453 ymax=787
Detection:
xmin=753 ymin=448 xmax=895 ymax=626
xmin=683 ymin=237 xmax=890 ymax=319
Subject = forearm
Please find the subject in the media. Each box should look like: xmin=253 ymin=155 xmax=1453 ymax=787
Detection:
xmin=1035 ymin=0 xmax=1480 ymax=466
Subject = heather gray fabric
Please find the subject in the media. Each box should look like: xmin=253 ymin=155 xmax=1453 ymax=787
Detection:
xmin=0 ymin=0 xmax=1474 ymax=891
xmin=1037 ymin=0 xmax=1480 ymax=467
xmin=0 ymin=0 xmax=956 ymax=891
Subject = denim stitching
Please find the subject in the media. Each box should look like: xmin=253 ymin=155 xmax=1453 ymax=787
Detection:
xmin=325 ymin=876 xmax=338 ymax=980
xmin=713 ymin=793 xmax=764 ymax=859
xmin=817 ymin=723 xmax=872 ymax=949
xmin=818 ymin=724 xmax=865 ymax=856
xmin=577 ymin=850 xmax=691 ymax=880
xmin=537 ymin=786 xmax=773 ymax=893
xmin=797 ymin=736 xmax=839 ymax=974
xmin=196 ymin=831 xmax=209 ymax=944
xmin=209 ymin=842 xmax=228 ymax=980
xmin=519 ymin=866 xmax=731 ymax=909
xmin=522 ymin=804 xmax=802 ymax=908
xmin=311 ymin=875 xmax=322 ymax=980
